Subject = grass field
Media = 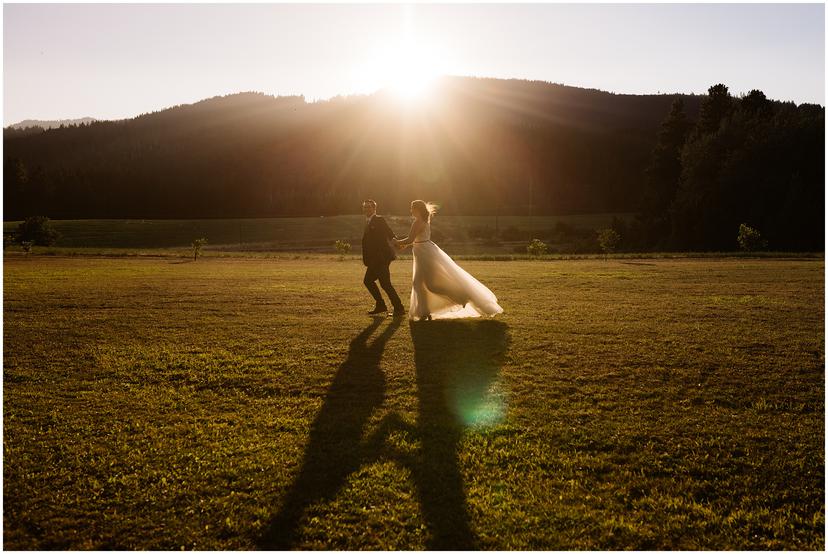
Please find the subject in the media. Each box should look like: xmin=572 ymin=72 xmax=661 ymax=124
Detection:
xmin=3 ymin=254 xmax=824 ymax=549
xmin=3 ymin=213 xmax=631 ymax=253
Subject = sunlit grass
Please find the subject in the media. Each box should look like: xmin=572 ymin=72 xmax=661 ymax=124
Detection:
xmin=3 ymin=256 xmax=824 ymax=549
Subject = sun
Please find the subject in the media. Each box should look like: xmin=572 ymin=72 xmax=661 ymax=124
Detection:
xmin=352 ymin=40 xmax=441 ymax=103
xmin=386 ymin=44 xmax=438 ymax=101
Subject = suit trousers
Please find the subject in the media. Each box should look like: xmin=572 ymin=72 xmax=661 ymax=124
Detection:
xmin=364 ymin=263 xmax=404 ymax=310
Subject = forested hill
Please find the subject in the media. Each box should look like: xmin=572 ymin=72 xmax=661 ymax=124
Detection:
xmin=4 ymin=76 xmax=824 ymax=249
xmin=8 ymin=117 xmax=97 ymax=131
xmin=5 ymin=77 xmax=705 ymax=219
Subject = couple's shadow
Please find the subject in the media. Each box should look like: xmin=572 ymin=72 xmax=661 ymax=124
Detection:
xmin=260 ymin=317 xmax=509 ymax=549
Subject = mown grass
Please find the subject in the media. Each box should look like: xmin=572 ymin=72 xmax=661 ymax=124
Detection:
xmin=3 ymin=255 xmax=824 ymax=549
xmin=3 ymin=214 xmax=629 ymax=251
xmin=4 ymin=245 xmax=821 ymax=263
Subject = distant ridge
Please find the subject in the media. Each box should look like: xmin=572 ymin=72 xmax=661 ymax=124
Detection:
xmin=4 ymin=77 xmax=706 ymax=218
xmin=8 ymin=117 xmax=97 ymax=130
xmin=4 ymin=75 xmax=821 ymax=240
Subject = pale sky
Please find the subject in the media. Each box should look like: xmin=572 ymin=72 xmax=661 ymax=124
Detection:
xmin=3 ymin=3 xmax=825 ymax=125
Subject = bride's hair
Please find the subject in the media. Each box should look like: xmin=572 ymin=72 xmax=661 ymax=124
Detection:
xmin=411 ymin=200 xmax=437 ymax=222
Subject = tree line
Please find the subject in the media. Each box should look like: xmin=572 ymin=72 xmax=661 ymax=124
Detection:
xmin=633 ymin=84 xmax=823 ymax=251
xmin=4 ymin=78 xmax=697 ymax=220
xmin=4 ymin=76 xmax=823 ymax=250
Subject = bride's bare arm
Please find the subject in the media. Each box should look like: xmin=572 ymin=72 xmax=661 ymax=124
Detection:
xmin=393 ymin=220 xmax=423 ymax=249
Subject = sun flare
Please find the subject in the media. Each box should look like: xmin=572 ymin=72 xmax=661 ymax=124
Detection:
xmin=353 ymin=40 xmax=441 ymax=103
xmin=387 ymin=45 xmax=437 ymax=101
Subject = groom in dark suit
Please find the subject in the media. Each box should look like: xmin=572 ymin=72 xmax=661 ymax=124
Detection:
xmin=361 ymin=199 xmax=405 ymax=317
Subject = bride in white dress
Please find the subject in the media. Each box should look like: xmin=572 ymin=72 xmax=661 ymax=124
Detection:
xmin=394 ymin=200 xmax=504 ymax=321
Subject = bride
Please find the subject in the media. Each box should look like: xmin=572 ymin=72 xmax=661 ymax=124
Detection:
xmin=393 ymin=200 xmax=504 ymax=321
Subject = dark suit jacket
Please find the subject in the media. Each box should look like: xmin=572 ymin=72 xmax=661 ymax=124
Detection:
xmin=362 ymin=215 xmax=397 ymax=267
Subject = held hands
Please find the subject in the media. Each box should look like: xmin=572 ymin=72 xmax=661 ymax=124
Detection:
xmin=392 ymin=238 xmax=408 ymax=250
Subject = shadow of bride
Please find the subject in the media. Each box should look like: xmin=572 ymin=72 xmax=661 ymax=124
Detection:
xmin=259 ymin=317 xmax=509 ymax=549
xmin=375 ymin=319 xmax=510 ymax=549
xmin=259 ymin=316 xmax=401 ymax=549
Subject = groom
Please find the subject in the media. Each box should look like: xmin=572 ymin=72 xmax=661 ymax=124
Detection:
xmin=361 ymin=199 xmax=405 ymax=317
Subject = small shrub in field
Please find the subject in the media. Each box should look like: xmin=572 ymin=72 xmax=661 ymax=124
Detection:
xmin=191 ymin=238 xmax=208 ymax=260
xmin=737 ymin=224 xmax=767 ymax=252
xmin=17 ymin=216 xmax=59 ymax=246
xmin=526 ymin=238 xmax=548 ymax=257
xmin=597 ymin=228 xmax=621 ymax=256
xmin=21 ymin=241 xmax=33 ymax=254
xmin=334 ymin=239 xmax=351 ymax=259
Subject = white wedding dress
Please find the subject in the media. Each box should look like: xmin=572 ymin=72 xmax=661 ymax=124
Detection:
xmin=409 ymin=221 xmax=503 ymax=321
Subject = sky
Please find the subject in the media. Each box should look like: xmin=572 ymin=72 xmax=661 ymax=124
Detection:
xmin=3 ymin=2 xmax=825 ymax=125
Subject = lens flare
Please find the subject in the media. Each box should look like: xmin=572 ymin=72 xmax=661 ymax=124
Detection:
xmin=450 ymin=383 xmax=506 ymax=428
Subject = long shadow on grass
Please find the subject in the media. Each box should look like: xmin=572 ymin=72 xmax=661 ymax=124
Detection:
xmin=260 ymin=316 xmax=401 ymax=549
xmin=403 ymin=319 xmax=510 ymax=549
xmin=259 ymin=317 xmax=508 ymax=549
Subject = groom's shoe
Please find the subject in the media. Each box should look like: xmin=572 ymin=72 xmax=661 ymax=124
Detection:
xmin=368 ymin=305 xmax=388 ymax=315
xmin=392 ymin=307 xmax=406 ymax=318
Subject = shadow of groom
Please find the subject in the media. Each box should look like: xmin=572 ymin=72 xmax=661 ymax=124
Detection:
xmin=260 ymin=317 xmax=509 ymax=550
xmin=260 ymin=316 xmax=402 ymax=549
